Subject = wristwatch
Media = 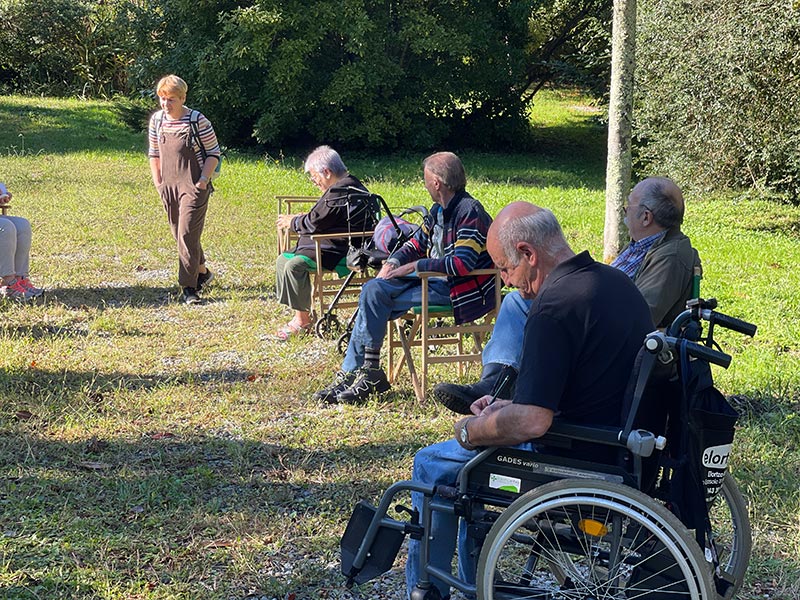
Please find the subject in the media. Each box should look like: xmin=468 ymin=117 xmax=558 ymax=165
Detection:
xmin=460 ymin=418 xmax=474 ymax=449
xmin=199 ymin=175 xmax=209 ymax=183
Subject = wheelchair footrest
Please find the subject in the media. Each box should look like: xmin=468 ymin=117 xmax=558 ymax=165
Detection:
xmin=341 ymin=500 xmax=404 ymax=585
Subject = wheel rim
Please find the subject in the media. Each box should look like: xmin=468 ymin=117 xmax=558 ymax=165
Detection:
xmin=477 ymin=481 xmax=714 ymax=600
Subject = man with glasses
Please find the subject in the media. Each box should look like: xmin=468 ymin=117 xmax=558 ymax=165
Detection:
xmin=434 ymin=176 xmax=702 ymax=415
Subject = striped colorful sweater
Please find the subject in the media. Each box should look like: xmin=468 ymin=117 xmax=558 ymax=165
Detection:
xmin=390 ymin=191 xmax=496 ymax=324
xmin=148 ymin=108 xmax=221 ymax=168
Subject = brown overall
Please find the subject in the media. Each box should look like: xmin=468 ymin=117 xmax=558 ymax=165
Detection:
xmin=157 ymin=121 xmax=209 ymax=288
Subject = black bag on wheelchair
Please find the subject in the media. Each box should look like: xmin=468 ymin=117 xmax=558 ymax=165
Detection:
xmin=659 ymin=340 xmax=739 ymax=533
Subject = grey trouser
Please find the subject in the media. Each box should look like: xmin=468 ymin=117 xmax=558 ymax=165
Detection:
xmin=0 ymin=215 xmax=32 ymax=278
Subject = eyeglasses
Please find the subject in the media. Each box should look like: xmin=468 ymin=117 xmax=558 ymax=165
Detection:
xmin=623 ymin=203 xmax=651 ymax=216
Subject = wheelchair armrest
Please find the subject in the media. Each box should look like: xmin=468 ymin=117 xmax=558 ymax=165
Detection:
xmin=542 ymin=421 xmax=666 ymax=458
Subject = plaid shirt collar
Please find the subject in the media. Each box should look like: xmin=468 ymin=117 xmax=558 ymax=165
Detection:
xmin=611 ymin=230 xmax=667 ymax=279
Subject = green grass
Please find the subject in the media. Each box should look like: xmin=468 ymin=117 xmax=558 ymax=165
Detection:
xmin=0 ymin=89 xmax=798 ymax=599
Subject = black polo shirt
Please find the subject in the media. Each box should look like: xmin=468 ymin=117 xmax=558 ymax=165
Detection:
xmin=514 ymin=251 xmax=654 ymax=428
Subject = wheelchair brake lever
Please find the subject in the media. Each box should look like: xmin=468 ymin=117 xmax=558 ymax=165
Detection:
xmin=394 ymin=504 xmax=425 ymax=539
xmin=394 ymin=503 xmax=418 ymax=522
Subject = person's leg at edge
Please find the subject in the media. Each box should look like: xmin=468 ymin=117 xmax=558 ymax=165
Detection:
xmin=5 ymin=216 xmax=31 ymax=278
xmin=480 ymin=290 xmax=531 ymax=370
xmin=0 ymin=217 xmax=18 ymax=284
xmin=406 ymin=439 xmax=479 ymax=600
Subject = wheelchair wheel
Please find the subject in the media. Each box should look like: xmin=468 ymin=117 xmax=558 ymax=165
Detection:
xmin=476 ymin=479 xmax=715 ymax=600
xmin=709 ymin=474 xmax=751 ymax=595
xmin=315 ymin=313 xmax=341 ymax=339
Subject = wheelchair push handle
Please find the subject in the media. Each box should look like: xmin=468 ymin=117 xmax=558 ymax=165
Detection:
xmin=645 ymin=331 xmax=732 ymax=368
xmin=666 ymin=297 xmax=757 ymax=338
xmin=708 ymin=310 xmax=758 ymax=337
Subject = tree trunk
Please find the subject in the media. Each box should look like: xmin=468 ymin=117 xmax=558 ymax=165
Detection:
xmin=604 ymin=0 xmax=637 ymax=263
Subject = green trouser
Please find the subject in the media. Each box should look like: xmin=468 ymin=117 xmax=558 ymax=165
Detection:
xmin=275 ymin=252 xmax=315 ymax=312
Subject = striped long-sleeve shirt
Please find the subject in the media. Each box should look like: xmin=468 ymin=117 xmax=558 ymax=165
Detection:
xmin=390 ymin=191 xmax=496 ymax=324
xmin=148 ymin=109 xmax=220 ymax=168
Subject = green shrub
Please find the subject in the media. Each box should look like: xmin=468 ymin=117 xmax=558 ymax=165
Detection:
xmin=0 ymin=0 xmax=162 ymax=97
xmin=635 ymin=0 xmax=800 ymax=202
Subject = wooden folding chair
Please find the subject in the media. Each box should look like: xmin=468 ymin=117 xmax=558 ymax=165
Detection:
xmin=275 ymin=195 xmax=373 ymax=339
xmin=276 ymin=195 xmax=318 ymax=254
xmin=387 ymin=268 xmax=502 ymax=402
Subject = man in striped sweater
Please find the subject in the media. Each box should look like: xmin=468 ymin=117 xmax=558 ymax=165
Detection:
xmin=314 ymin=152 xmax=497 ymax=404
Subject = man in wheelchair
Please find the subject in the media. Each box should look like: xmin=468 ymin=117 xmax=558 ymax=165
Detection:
xmin=342 ymin=201 xmax=753 ymax=599
xmin=405 ymin=202 xmax=654 ymax=598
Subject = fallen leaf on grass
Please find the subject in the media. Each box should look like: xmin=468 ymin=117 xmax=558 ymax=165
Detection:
xmin=78 ymin=461 xmax=112 ymax=470
xmin=15 ymin=410 xmax=33 ymax=421
xmin=151 ymin=432 xmax=176 ymax=440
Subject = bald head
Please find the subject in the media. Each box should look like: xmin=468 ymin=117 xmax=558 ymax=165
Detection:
xmin=489 ymin=202 xmax=573 ymax=268
xmin=630 ymin=177 xmax=685 ymax=230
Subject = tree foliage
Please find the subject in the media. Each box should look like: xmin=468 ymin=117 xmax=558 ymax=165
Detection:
xmin=635 ymin=0 xmax=800 ymax=202
xmin=0 ymin=0 xmax=610 ymax=149
xmin=0 ymin=0 xmax=162 ymax=97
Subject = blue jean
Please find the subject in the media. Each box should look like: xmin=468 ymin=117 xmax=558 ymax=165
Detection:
xmin=405 ymin=438 xmax=535 ymax=599
xmin=342 ymin=276 xmax=452 ymax=372
xmin=480 ymin=290 xmax=532 ymax=370
xmin=406 ymin=439 xmax=479 ymax=599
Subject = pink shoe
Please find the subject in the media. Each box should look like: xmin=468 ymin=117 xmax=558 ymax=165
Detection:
xmin=274 ymin=319 xmax=313 ymax=341
xmin=17 ymin=277 xmax=43 ymax=297
xmin=0 ymin=278 xmax=36 ymax=301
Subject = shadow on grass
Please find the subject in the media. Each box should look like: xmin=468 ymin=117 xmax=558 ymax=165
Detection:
xmin=2 ymin=96 xmax=608 ymax=194
xmin=0 ymin=429 xmax=417 ymax=597
xmin=2 ymin=366 xmax=263 ymax=400
xmin=40 ymin=285 xmax=175 ymax=309
xmin=38 ymin=284 xmax=278 ymax=310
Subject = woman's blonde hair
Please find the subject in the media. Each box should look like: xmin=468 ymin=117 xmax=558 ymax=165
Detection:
xmin=156 ymin=75 xmax=188 ymax=99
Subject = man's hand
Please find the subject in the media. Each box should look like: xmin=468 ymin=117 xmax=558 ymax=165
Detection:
xmin=471 ymin=396 xmax=512 ymax=416
xmin=377 ymin=261 xmax=416 ymax=279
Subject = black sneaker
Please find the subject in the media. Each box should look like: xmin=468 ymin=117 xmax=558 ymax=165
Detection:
xmin=432 ymin=383 xmax=477 ymax=415
xmin=314 ymin=371 xmax=356 ymax=403
xmin=336 ymin=367 xmax=391 ymax=404
xmin=197 ymin=269 xmax=214 ymax=291
xmin=182 ymin=287 xmax=201 ymax=304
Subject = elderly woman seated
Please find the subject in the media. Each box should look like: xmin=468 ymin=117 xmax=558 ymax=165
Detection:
xmin=274 ymin=145 xmax=375 ymax=341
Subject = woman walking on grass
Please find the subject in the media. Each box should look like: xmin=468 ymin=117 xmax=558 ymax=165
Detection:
xmin=148 ymin=74 xmax=220 ymax=305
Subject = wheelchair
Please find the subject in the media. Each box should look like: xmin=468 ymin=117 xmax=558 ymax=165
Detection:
xmin=341 ymin=298 xmax=756 ymax=599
